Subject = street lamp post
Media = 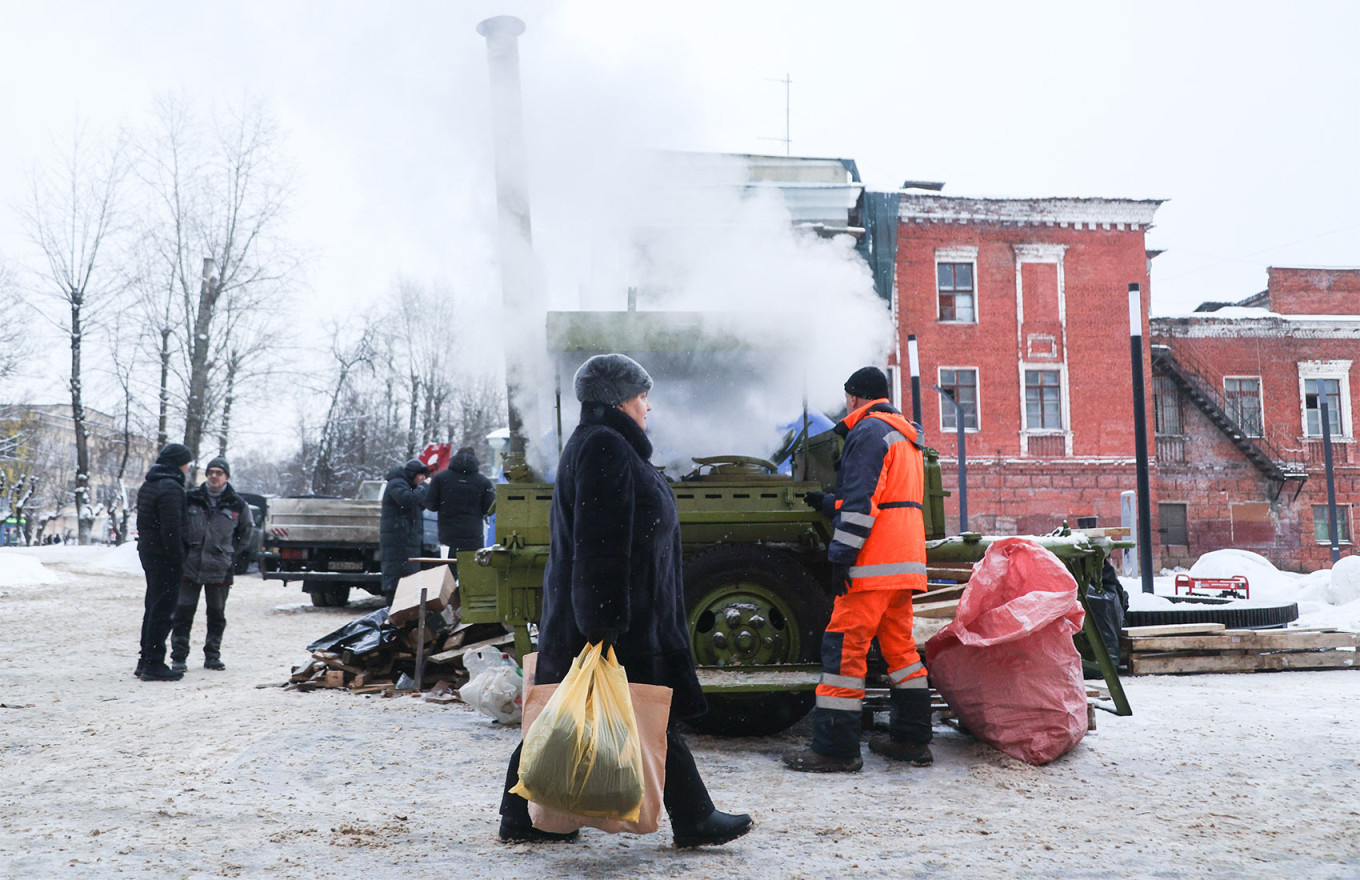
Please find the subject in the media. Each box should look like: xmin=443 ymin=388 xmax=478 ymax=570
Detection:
xmin=932 ymin=384 xmax=968 ymax=533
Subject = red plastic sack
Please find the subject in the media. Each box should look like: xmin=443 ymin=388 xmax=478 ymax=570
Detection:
xmin=925 ymin=537 xmax=1088 ymax=765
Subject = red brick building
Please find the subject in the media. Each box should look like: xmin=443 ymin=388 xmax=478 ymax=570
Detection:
xmin=893 ymin=195 xmax=1163 ymax=537
xmin=1150 ymin=267 xmax=1359 ymax=571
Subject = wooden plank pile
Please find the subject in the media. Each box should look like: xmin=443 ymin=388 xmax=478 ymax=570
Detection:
xmin=1122 ymin=622 xmax=1360 ymax=675
xmin=286 ymin=619 xmax=514 ymax=697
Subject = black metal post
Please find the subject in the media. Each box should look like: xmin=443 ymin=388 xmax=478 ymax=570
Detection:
xmin=933 ymin=385 xmax=968 ymax=532
xmin=907 ymin=334 xmax=922 ymax=426
xmin=1129 ymin=284 xmax=1155 ymax=593
xmin=1321 ymin=401 xmax=1341 ymax=563
xmin=414 ymin=586 xmax=428 ymax=693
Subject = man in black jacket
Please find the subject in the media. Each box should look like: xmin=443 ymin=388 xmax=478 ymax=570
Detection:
xmin=422 ymin=446 xmax=495 ymax=560
xmin=171 ymin=456 xmax=253 ymax=673
xmin=380 ymin=458 xmax=429 ymax=597
xmin=135 ymin=443 xmax=193 ymax=682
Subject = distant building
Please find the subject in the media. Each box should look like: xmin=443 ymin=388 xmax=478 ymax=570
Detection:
xmin=891 ymin=194 xmax=1163 ymax=538
xmin=1150 ymin=267 xmax=1358 ymax=571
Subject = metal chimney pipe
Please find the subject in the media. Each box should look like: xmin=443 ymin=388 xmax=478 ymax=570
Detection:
xmin=478 ymin=15 xmax=536 ymax=461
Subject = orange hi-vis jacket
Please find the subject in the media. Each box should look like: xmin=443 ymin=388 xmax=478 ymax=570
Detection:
xmin=824 ymin=400 xmax=928 ymax=593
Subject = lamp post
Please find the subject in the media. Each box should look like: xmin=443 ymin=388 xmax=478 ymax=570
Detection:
xmin=1321 ymin=401 xmax=1341 ymax=563
xmin=1129 ymin=284 xmax=1155 ymax=594
xmin=932 ymin=385 xmax=967 ymax=532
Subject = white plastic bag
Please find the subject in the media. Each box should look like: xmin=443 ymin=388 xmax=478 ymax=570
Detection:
xmin=464 ymin=645 xmax=516 ymax=679
xmin=460 ymin=664 xmax=524 ymax=724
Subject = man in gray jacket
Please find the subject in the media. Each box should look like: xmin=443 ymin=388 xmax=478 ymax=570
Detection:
xmin=171 ymin=456 xmax=253 ymax=672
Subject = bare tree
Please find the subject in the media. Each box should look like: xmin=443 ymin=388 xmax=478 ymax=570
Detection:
xmin=312 ymin=321 xmax=379 ymax=494
xmin=14 ymin=129 xmax=128 ymax=544
xmin=136 ymin=94 xmax=298 ymax=473
xmin=0 ymin=260 xmax=28 ymax=384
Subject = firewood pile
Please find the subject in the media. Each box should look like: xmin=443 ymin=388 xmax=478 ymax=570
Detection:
xmin=286 ymin=606 xmax=515 ymax=698
xmin=1122 ymin=623 xmax=1360 ymax=674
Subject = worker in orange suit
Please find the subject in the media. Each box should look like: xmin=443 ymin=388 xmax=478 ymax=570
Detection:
xmin=784 ymin=366 xmax=934 ymax=772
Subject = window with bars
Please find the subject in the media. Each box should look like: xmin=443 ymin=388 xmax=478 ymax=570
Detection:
xmin=937 ymin=262 xmax=976 ymax=322
xmin=1025 ymin=369 xmax=1062 ymax=430
xmin=1224 ymin=377 xmax=1263 ymax=437
xmin=938 ymin=368 xmax=978 ymax=430
xmin=1153 ymin=376 xmax=1182 ymax=435
xmin=1305 ymin=377 xmax=1343 ymax=437
xmin=1312 ymin=504 xmax=1352 ymax=544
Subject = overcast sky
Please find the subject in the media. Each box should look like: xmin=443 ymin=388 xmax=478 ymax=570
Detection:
xmin=2 ymin=0 xmax=1358 ymax=439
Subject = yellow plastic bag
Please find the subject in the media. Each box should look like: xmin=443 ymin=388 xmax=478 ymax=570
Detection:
xmin=510 ymin=642 xmax=646 ymax=821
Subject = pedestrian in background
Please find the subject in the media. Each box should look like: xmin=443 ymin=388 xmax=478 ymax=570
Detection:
xmin=171 ymin=456 xmax=253 ymax=673
xmin=423 ymin=445 xmax=495 ymax=562
xmin=784 ymin=365 xmax=934 ymax=772
xmin=380 ymin=458 xmax=430 ymax=597
xmin=499 ymin=353 xmax=752 ymax=848
xmin=135 ymin=443 xmax=192 ymax=682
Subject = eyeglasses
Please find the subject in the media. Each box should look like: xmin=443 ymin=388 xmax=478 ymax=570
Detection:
xmin=205 ymin=469 xmax=227 ymax=477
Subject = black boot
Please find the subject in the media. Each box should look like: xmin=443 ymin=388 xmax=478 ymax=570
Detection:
xmin=497 ymin=816 xmax=578 ymax=843
xmin=139 ymin=662 xmax=184 ymax=682
xmin=782 ymin=747 xmax=863 ymax=773
xmin=672 ymin=810 xmax=753 ymax=849
xmin=868 ymin=734 xmax=933 ymax=766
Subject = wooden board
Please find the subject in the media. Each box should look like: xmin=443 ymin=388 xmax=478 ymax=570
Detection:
xmin=914 ymin=584 xmax=966 ymax=603
xmin=1126 ymin=631 xmax=1360 ymax=653
xmin=1129 ymin=650 xmax=1360 ymax=675
xmin=1122 ymin=622 xmax=1226 ymax=638
xmin=912 ymin=599 xmax=960 ymax=619
xmin=426 ymin=633 xmax=516 ymax=665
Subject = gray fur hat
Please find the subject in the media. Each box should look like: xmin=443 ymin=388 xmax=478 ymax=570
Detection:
xmin=574 ymin=353 xmax=653 ymax=406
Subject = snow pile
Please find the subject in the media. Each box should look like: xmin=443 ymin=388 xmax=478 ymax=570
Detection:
xmin=1123 ymin=549 xmax=1360 ymax=631
xmin=0 ymin=550 xmax=61 ymax=586
xmin=83 ymin=541 xmax=145 ymax=575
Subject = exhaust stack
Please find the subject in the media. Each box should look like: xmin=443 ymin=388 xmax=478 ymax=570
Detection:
xmin=478 ymin=15 xmax=538 ymax=469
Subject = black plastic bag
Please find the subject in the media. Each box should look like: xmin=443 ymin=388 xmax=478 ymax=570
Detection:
xmin=307 ymin=607 xmax=393 ymax=656
xmin=1084 ymin=561 xmax=1127 ymax=669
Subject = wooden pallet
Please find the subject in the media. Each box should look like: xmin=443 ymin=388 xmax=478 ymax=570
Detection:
xmin=1123 ymin=627 xmax=1360 ymax=675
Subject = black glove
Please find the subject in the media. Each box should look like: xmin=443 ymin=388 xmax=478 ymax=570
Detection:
xmin=803 ymin=491 xmax=826 ymax=511
xmin=829 ymin=563 xmax=852 ymax=598
xmin=588 ymin=629 xmax=620 ymax=653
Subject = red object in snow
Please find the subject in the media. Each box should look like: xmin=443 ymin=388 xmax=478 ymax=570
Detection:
xmin=419 ymin=443 xmax=452 ymax=474
xmin=1174 ymin=573 xmax=1249 ymax=599
xmin=925 ymin=537 xmax=1088 ymax=766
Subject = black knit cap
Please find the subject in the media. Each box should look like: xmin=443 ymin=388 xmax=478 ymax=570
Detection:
xmin=844 ymin=366 xmax=890 ymax=401
xmin=156 ymin=443 xmax=193 ymax=468
xmin=404 ymin=458 xmax=430 ymax=480
xmin=574 ymin=353 xmax=653 ymax=406
xmin=206 ymin=456 xmax=230 ymax=477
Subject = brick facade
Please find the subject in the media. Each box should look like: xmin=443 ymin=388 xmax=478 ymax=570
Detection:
xmin=893 ymin=196 xmax=1162 ymax=542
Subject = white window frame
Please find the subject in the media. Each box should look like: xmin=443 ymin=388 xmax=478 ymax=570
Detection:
xmin=934 ymin=246 xmax=979 ymax=325
xmin=936 ymin=366 xmax=980 ymax=434
xmin=1020 ymin=363 xmax=1070 ymax=440
xmin=1298 ymin=360 xmax=1353 ymax=439
xmin=1222 ymin=375 xmax=1264 ymax=438
xmin=1312 ymin=504 xmax=1353 ymax=545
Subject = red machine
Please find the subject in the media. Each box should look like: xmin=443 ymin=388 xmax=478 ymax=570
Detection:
xmin=1174 ymin=573 xmax=1249 ymax=599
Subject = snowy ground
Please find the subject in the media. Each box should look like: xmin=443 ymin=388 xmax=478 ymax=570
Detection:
xmin=1 ymin=546 xmax=1358 ymax=879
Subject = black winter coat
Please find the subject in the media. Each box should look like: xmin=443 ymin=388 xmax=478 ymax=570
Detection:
xmin=422 ymin=449 xmax=495 ymax=551
xmin=535 ymin=403 xmax=706 ymax=720
xmin=136 ymin=463 xmax=187 ymax=568
xmin=183 ymin=483 xmax=253 ymax=586
xmin=380 ymin=462 xmax=428 ymax=579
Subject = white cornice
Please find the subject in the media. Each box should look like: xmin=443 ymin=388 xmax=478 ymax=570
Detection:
xmin=898 ymin=195 xmax=1163 ymax=229
xmin=1152 ymin=315 xmax=1360 ymax=338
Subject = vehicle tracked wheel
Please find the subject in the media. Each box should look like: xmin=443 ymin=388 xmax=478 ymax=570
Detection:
xmin=1126 ymin=602 xmax=1298 ymax=629
xmin=683 ymin=545 xmax=831 ymax=737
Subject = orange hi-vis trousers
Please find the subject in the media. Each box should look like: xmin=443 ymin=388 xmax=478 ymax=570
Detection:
xmin=815 ymin=589 xmax=927 ymax=713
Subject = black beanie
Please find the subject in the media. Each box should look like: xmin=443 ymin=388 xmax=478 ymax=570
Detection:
xmin=404 ymin=458 xmax=430 ymax=480
xmin=206 ymin=456 xmax=230 ymax=477
xmin=844 ymin=366 xmax=890 ymax=401
xmin=157 ymin=443 xmax=193 ymax=468
xmin=574 ymin=353 xmax=653 ymax=407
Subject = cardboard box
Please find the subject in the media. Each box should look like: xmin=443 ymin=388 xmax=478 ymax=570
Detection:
xmin=388 ymin=565 xmax=458 ymax=626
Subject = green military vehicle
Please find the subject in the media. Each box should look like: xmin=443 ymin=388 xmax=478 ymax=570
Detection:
xmin=458 ymin=311 xmax=1128 ymax=736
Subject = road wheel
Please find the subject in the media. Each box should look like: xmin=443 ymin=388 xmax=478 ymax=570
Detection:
xmin=683 ymin=544 xmax=831 ymax=737
xmin=306 ymin=581 xmax=351 ymax=608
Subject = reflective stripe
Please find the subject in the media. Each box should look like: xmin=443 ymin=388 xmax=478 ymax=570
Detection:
xmin=883 ymin=430 xmax=908 ymax=447
xmin=888 ymin=662 xmax=925 ymax=683
xmin=849 ymin=561 xmax=928 ymax=578
xmin=833 ymin=529 xmax=866 ymax=549
xmin=892 ymin=676 xmax=929 ymax=690
xmin=840 ymin=511 xmax=875 ymax=527
xmin=815 ymin=694 xmax=862 ymax=712
xmin=820 ymin=673 xmax=865 ymax=690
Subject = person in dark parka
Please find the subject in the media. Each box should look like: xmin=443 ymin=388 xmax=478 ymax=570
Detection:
xmin=135 ymin=442 xmax=193 ymax=682
xmin=171 ymin=456 xmax=253 ymax=672
xmin=498 ymin=353 xmax=753 ymax=849
xmin=380 ymin=458 xmax=430 ymax=596
xmin=422 ymin=446 xmax=495 ymax=555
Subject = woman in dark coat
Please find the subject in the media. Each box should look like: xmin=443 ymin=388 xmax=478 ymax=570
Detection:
xmin=379 ymin=458 xmax=429 ymax=596
xmin=498 ymin=354 xmax=752 ymax=849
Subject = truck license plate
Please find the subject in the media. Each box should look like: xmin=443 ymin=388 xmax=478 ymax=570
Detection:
xmin=327 ymin=561 xmax=363 ymax=571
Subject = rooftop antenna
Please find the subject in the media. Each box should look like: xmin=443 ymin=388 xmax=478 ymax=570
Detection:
xmin=759 ymin=73 xmax=792 ymax=155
